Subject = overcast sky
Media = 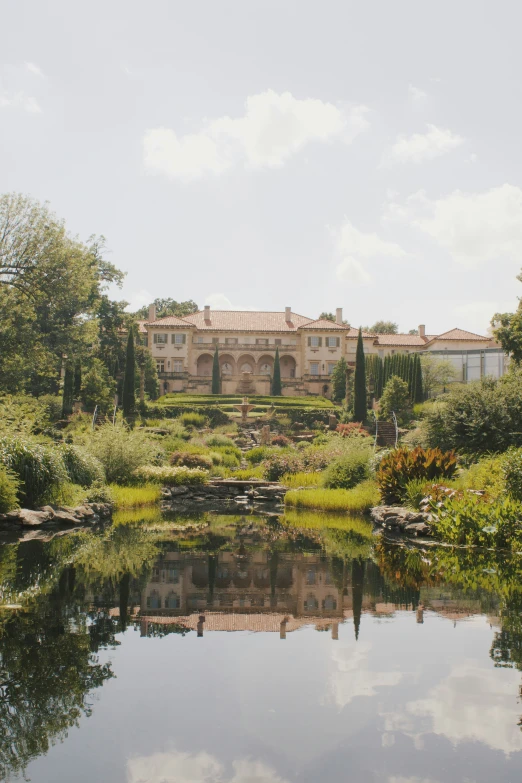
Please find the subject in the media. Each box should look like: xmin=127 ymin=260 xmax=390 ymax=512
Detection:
xmin=2 ymin=0 xmax=522 ymax=334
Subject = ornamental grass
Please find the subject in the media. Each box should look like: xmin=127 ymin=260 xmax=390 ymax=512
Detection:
xmin=109 ymin=483 xmax=162 ymax=509
xmin=284 ymin=480 xmax=379 ymax=513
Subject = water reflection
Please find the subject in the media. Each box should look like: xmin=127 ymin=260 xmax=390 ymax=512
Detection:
xmin=0 ymin=514 xmax=521 ymax=782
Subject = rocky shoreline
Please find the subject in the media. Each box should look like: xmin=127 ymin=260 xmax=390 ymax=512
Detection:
xmin=371 ymin=505 xmax=432 ymax=536
xmin=0 ymin=502 xmax=112 ymax=530
xmin=161 ymin=479 xmax=286 ymax=514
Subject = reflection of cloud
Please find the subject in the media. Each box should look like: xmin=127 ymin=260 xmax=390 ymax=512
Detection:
xmin=127 ymin=751 xmax=290 ymax=783
xmin=407 ymin=662 xmax=522 ymax=755
xmin=328 ymin=642 xmax=403 ymax=708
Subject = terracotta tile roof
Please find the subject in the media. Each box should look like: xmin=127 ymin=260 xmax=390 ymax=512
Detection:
xmin=145 ymin=315 xmax=196 ymax=327
xmin=183 ymin=310 xmax=313 ymax=332
xmin=346 ymin=328 xmax=376 ymax=338
xmin=302 ymin=318 xmax=346 ymax=331
xmin=137 ymin=320 xmax=148 ymax=334
xmin=426 ymin=328 xmax=489 ymax=342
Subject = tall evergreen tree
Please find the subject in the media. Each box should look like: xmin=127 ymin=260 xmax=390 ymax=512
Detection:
xmin=383 ymin=355 xmax=390 ymax=386
xmin=211 ymin=345 xmax=220 ymax=394
xmin=414 ymin=354 xmax=424 ymax=402
xmin=353 ymin=328 xmax=367 ymax=422
xmin=331 ymin=356 xmax=347 ymax=402
xmin=62 ymin=362 xmax=74 ymax=418
xmin=122 ymin=328 xmax=136 ymax=417
xmin=352 ymin=558 xmax=366 ymax=641
xmin=272 ymin=347 xmax=282 ymax=396
xmin=375 ymin=356 xmax=384 ymax=399
xmin=73 ymin=360 xmax=82 ymax=399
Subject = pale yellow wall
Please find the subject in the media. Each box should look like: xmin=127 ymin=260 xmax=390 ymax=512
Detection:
xmin=303 ymin=334 xmax=342 ymax=376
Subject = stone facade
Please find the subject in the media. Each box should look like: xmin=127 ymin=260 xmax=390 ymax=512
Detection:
xmin=138 ymin=305 xmax=503 ymax=397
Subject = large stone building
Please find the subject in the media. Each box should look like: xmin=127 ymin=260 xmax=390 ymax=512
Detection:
xmin=139 ymin=305 xmax=504 ymax=397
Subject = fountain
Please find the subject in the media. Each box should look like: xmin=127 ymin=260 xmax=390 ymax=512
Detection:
xmin=234 ymin=396 xmax=256 ymax=424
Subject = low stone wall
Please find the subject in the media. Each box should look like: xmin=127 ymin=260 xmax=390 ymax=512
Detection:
xmin=371 ymin=505 xmax=432 ymax=537
xmin=161 ymin=479 xmax=286 ymax=513
xmin=0 ymin=502 xmax=112 ymax=530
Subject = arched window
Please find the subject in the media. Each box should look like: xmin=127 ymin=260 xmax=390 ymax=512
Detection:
xmin=146 ymin=591 xmax=161 ymax=609
xmin=304 ymin=595 xmax=319 ymax=610
xmin=165 ymin=593 xmax=181 ymax=609
xmin=323 ymin=595 xmax=337 ymax=610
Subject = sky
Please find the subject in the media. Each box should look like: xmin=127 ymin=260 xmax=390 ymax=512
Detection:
xmin=2 ymin=0 xmax=522 ymax=334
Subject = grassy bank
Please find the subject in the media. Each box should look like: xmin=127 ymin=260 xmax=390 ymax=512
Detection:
xmin=284 ymin=480 xmax=379 ymax=513
xmin=109 ymin=483 xmax=162 ymax=509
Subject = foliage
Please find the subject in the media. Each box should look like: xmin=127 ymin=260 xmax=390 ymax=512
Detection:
xmin=429 ymin=493 xmax=522 ymax=550
xmin=322 ymin=450 xmax=371 ymax=489
xmin=331 ymin=356 xmax=347 ymax=402
xmin=0 ymin=395 xmax=53 ymax=436
xmin=376 ymin=446 xmax=458 ymax=505
xmin=353 ymin=328 xmax=366 ymax=423
xmin=502 ymin=448 xmax=522 ymax=501
xmin=81 ymin=359 xmax=116 ymax=412
xmin=364 ymin=321 xmax=398 ymax=334
xmin=272 ymin=346 xmax=282 ymax=395
xmin=84 ymin=420 xmax=162 ymax=484
xmin=284 ymin=480 xmax=379 ymax=513
xmin=144 ymin=403 xmax=230 ymax=426
xmin=224 ymin=467 xmax=265 ymax=480
xmin=336 ymin=422 xmax=370 ymax=438
xmin=420 ymin=353 xmax=458 ymax=397
xmin=246 ymin=446 xmax=276 ymax=464
xmin=170 ymin=451 xmax=213 ymax=469
xmin=404 ymin=478 xmax=430 ymax=510
xmin=62 ymin=361 xmax=74 ymax=418
xmin=0 ymin=436 xmax=67 ymax=506
xmin=379 ymin=375 xmax=410 ymax=422
xmin=133 ymin=465 xmax=208 ymax=485
xmin=122 ymin=328 xmax=136 ymax=417
xmin=60 ymin=444 xmax=105 ymax=487
xmin=212 ymin=345 xmax=220 ymax=394
xmin=179 ymin=411 xmax=207 ymax=428
xmin=134 ymin=297 xmax=198 ymax=319
xmin=0 ymin=464 xmax=19 ymax=512
xmin=109 ymin=483 xmax=161 ymax=508
xmin=425 ymin=372 xmax=522 ymax=454
xmin=453 ymin=454 xmax=506 ymax=498
xmin=262 ymin=449 xmax=331 ymax=481
xmin=204 ymin=433 xmax=236 ymax=448
xmin=281 ymin=472 xmax=323 ymax=488
xmin=271 ymin=434 xmax=291 ymax=447
xmin=84 ymin=481 xmax=114 ymax=504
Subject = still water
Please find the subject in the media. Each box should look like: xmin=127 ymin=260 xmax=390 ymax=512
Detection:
xmin=1 ymin=511 xmax=521 ymax=782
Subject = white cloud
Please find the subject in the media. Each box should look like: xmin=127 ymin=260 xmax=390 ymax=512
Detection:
xmin=25 ymin=62 xmax=45 ymax=78
xmin=407 ymin=661 xmax=522 ymax=755
xmin=127 ymin=751 xmax=289 ymax=783
xmin=332 ymin=219 xmax=407 ymax=286
xmin=384 ymin=124 xmax=463 ymax=165
xmin=328 ymin=642 xmax=403 ymax=708
xmin=0 ymin=91 xmax=41 ymax=113
xmin=385 ymin=184 xmax=522 ymax=265
xmin=143 ymin=89 xmax=369 ymax=180
xmin=124 ymin=288 xmax=154 ymax=312
xmin=205 ymin=293 xmax=257 ymax=310
xmin=408 ymin=84 xmax=427 ymax=105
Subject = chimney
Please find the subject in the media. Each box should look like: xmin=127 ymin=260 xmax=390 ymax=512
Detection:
xmin=148 ymin=303 xmax=156 ymax=323
xmin=419 ymin=324 xmax=426 ymax=339
xmin=204 ymin=305 xmax=211 ymax=322
xmin=336 ymin=307 xmax=343 ymax=325
xmin=285 ymin=306 xmax=291 ymax=322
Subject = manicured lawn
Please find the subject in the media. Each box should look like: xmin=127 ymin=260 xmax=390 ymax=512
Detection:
xmin=157 ymin=393 xmax=336 ymax=409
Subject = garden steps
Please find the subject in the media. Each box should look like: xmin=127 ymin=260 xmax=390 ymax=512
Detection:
xmin=375 ymin=421 xmax=397 ymax=447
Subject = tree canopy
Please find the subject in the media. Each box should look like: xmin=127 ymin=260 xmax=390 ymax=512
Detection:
xmin=134 ymin=298 xmax=198 ymax=319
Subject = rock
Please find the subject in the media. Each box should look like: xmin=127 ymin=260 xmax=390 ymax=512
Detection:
xmin=18 ymin=509 xmax=51 ymax=527
xmin=371 ymin=505 xmax=432 ymax=536
xmin=51 ymin=509 xmax=81 ymax=525
xmin=76 ymin=505 xmax=95 ymax=518
xmin=168 ymin=486 xmax=189 ymax=496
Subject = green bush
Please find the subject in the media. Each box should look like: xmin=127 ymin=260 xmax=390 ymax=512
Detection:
xmin=376 ymin=446 xmax=458 ymax=505
xmin=84 ymin=421 xmax=163 ymax=484
xmin=0 ymin=436 xmax=67 ymax=507
xmin=503 ymin=448 xmax=522 ymax=501
xmin=144 ymin=403 xmax=230 ymax=426
xmin=60 ymin=444 xmax=105 ymax=486
xmin=429 ymin=493 xmax=522 ymax=550
xmin=179 ymin=412 xmax=207 ymax=428
xmin=322 ymin=451 xmax=371 ymax=489
xmin=245 ymin=446 xmax=275 ymax=465
xmin=404 ymin=478 xmax=430 ymax=510
xmin=84 ymin=481 xmax=114 ymax=504
xmin=204 ymin=434 xmax=235 ymax=448
xmin=379 ymin=375 xmax=411 ymax=423
xmin=454 ymin=454 xmax=506 ymax=498
xmin=170 ymin=451 xmax=213 ymax=470
xmin=0 ymin=465 xmax=20 ymax=512
xmin=262 ymin=449 xmax=331 ymax=481
xmin=133 ymin=465 xmax=208 ymax=485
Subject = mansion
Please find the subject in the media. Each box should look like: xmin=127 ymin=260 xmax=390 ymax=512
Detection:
xmin=139 ymin=305 xmax=504 ymax=397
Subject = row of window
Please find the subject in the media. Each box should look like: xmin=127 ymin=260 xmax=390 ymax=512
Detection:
xmin=156 ymin=360 xmax=183 ymax=373
xmin=150 ymin=334 xmax=341 ymax=348
xmin=308 ymin=336 xmax=341 ymax=348
xmin=153 ymin=333 xmax=187 ymax=345
xmin=154 ymin=360 xmax=339 ymax=376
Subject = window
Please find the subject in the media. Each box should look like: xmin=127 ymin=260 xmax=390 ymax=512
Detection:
xmin=212 ymin=337 xmax=219 ymax=344
xmin=172 ymin=333 xmax=186 ymax=344
xmin=256 ymin=338 xmax=269 ymax=345
xmin=195 ymin=336 xmax=204 ymax=343
xmin=310 ymin=362 xmax=319 ymax=376
xmin=153 ymin=333 xmax=168 ymax=344
xmin=167 ymin=567 xmax=179 ymax=583
xmin=225 ymin=337 xmax=238 ymax=344
xmin=323 ymin=595 xmax=337 ymax=610
xmin=327 ymin=362 xmax=336 ymax=375
xmin=306 ymin=569 xmax=316 ymax=585
xmin=326 ymin=336 xmax=340 ymax=348
xmin=308 ymin=336 xmax=322 ymax=347
xmin=304 ymin=596 xmax=319 ymax=611
xmin=146 ymin=592 xmax=161 ymax=609
xmin=165 ymin=594 xmax=180 ymax=609
xmin=275 ymin=338 xmax=282 ymax=345
xmin=156 ymin=360 xmax=165 ymax=373
xmin=173 ymin=360 xmax=183 ymax=373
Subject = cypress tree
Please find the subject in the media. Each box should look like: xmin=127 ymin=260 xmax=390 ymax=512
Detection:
xmin=376 ymin=356 xmax=384 ymax=399
xmin=211 ymin=345 xmax=220 ymax=394
xmin=407 ymin=355 xmax=415 ymax=398
xmin=62 ymin=361 xmax=74 ymax=418
xmin=272 ymin=346 xmax=282 ymax=396
xmin=73 ymin=360 xmax=82 ymax=399
xmin=414 ymin=354 xmax=424 ymax=402
xmin=353 ymin=328 xmax=367 ymax=422
xmin=331 ymin=356 xmax=347 ymax=402
xmin=122 ymin=328 xmax=136 ymax=417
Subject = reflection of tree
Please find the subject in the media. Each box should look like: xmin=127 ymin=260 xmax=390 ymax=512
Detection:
xmin=352 ymin=558 xmax=365 ymax=641
xmin=0 ymin=603 xmax=113 ymax=780
xmin=490 ymin=595 xmax=522 ymax=671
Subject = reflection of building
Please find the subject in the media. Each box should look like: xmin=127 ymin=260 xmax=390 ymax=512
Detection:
xmin=138 ymin=304 xmax=503 ymax=397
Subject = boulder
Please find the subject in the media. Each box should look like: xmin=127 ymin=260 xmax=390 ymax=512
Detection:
xmin=18 ymin=509 xmax=51 ymax=527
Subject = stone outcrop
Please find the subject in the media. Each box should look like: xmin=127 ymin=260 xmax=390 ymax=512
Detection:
xmin=371 ymin=505 xmax=432 ymax=537
xmin=161 ymin=479 xmax=286 ymax=513
xmin=0 ymin=502 xmax=112 ymax=529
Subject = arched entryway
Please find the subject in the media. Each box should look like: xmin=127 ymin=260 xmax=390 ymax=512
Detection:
xmin=280 ymin=354 xmax=297 ymax=378
xmin=219 ymin=354 xmax=236 ymax=376
xmin=196 ymin=353 xmax=213 ymax=376
xmin=257 ymin=355 xmax=274 ymax=375
xmin=237 ymin=354 xmax=256 ymax=375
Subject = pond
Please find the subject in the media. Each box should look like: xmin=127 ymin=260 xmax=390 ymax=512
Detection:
xmin=1 ymin=510 xmax=522 ymax=782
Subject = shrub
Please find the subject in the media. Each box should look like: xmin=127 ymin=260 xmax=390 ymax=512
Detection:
xmin=404 ymin=478 xmax=430 ymax=510
xmin=204 ymin=434 xmax=235 ymax=448
xmin=376 ymin=446 xmax=458 ymax=505
xmin=179 ymin=412 xmax=207 ymax=428
xmin=503 ymin=448 xmax=522 ymax=501
xmin=170 ymin=451 xmax=213 ymax=470
xmin=60 ymin=444 xmax=105 ymax=487
xmin=379 ymin=376 xmax=411 ymax=423
xmin=281 ymin=472 xmax=322 ymax=488
xmin=246 ymin=446 xmax=275 ymax=465
xmin=84 ymin=481 xmax=114 ymax=504
xmin=84 ymin=421 xmax=163 ymax=484
xmin=224 ymin=467 xmax=265 ymax=480
xmin=133 ymin=465 xmax=208 ymax=486
xmin=284 ymin=480 xmax=379 ymax=513
xmin=0 ymin=436 xmax=67 ymax=507
xmin=271 ymin=434 xmax=291 ymax=447
xmin=429 ymin=493 xmax=522 ymax=550
xmin=261 ymin=449 xmax=331 ymax=481
xmin=336 ymin=422 xmax=370 ymax=438
xmin=0 ymin=465 xmax=20 ymax=512
xmin=454 ymin=454 xmax=506 ymax=498
xmin=322 ymin=451 xmax=371 ymax=489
